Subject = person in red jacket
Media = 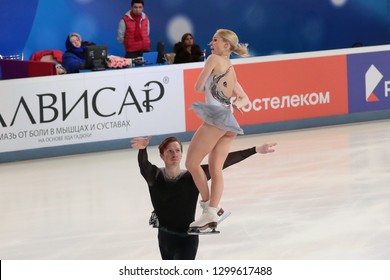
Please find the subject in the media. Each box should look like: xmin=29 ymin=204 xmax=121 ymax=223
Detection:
xmin=117 ymin=0 xmax=151 ymax=58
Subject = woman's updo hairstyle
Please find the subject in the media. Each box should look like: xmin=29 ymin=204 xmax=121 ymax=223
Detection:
xmin=216 ymin=29 xmax=249 ymax=57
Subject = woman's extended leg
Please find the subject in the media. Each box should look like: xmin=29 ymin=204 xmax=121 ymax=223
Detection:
xmin=208 ymin=132 xmax=236 ymax=208
xmin=186 ymin=125 xmax=236 ymax=231
xmin=185 ymin=123 xmax=226 ymax=202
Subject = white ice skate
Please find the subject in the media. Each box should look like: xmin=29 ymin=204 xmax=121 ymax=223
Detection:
xmin=199 ymin=201 xmax=231 ymax=225
xmin=188 ymin=206 xmax=219 ymax=235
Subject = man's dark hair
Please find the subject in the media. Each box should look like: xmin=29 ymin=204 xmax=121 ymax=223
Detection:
xmin=159 ymin=137 xmax=183 ymax=154
xmin=132 ymin=0 xmax=144 ymax=6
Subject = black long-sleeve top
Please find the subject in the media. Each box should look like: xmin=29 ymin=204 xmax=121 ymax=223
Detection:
xmin=137 ymin=147 xmax=257 ymax=233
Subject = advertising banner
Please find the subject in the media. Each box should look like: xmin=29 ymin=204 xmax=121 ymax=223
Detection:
xmin=347 ymin=50 xmax=390 ymax=113
xmin=3 ymin=47 xmax=390 ymax=161
xmin=184 ymin=55 xmax=349 ymax=131
xmin=0 ymin=68 xmax=185 ymax=153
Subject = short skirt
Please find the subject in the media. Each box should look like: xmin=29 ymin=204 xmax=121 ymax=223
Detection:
xmin=190 ymin=101 xmax=243 ymax=134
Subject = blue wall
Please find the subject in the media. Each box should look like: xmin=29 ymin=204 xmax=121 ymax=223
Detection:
xmin=1 ymin=0 xmax=390 ymax=59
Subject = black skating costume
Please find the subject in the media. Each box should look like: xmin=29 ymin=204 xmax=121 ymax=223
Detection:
xmin=137 ymin=146 xmax=258 ymax=259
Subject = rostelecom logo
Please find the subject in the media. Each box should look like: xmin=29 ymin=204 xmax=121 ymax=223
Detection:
xmin=365 ymin=64 xmax=382 ymax=102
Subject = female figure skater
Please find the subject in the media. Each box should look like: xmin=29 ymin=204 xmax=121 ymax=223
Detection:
xmin=131 ymin=136 xmax=276 ymax=259
xmin=185 ymin=29 xmax=250 ymax=233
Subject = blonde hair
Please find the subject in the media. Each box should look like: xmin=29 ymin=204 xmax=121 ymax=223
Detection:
xmin=216 ymin=29 xmax=249 ymax=57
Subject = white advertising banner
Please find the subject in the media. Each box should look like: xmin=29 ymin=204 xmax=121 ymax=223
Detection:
xmin=0 ymin=66 xmax=186 ymax=153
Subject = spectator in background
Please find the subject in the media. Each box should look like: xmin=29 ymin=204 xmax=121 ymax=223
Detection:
xmin=62 ymin=33 xmax=86 ymax=74
xmin=117 ymin=0 xmax=151 ymax=58
xmin=173 ymin=33 xmax=202 ymax=64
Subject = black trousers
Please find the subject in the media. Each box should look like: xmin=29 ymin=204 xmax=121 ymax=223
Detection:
xmin=125 ymin=51 xmax=144 ymax=58
xmin=158 ymin=228 xmax=199 ymax=260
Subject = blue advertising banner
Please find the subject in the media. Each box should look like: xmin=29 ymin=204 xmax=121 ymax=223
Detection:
xmin=347 ymin=51 xmax=390 ymax=113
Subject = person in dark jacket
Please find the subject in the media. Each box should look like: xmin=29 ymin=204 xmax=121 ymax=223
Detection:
xmin=131 ymin=135 xmax=276 ymax=259
xmin=173 ymin=33 xmax=202 ymax=64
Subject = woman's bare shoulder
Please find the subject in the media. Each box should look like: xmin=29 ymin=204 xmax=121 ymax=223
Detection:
xmin=207 ymin=55 xmax=231 ymax=72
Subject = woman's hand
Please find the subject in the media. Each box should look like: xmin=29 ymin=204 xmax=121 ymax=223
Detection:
xmin=231 ymin=95 xmax=249 ymax=115
xmin=232 ymin=82 xmax=249 ymax=114
xmin=232 ymin=103 xmax=243 ymax=114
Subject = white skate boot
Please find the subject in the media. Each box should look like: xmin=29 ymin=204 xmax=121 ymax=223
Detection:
xmin=199 ymin=201 xmax=231 ymax=225
xmin=188 ymin=206 xmax=219 ymax=234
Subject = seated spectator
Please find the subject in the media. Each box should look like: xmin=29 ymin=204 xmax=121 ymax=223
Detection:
xmin=62 ymin=33 xmax=94 ymax=73
xmin=173 ymin=33 xmax=202 ymax=64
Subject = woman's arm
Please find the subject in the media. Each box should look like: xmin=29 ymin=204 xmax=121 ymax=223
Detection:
xmin=194 ymin=55 xmax=216 ymax=92
xmin=232 ymin=81 xmax=250 ymax=110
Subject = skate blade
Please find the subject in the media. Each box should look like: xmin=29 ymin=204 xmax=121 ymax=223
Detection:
xmin=187 ymin=228 xmax=220 ymax=235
